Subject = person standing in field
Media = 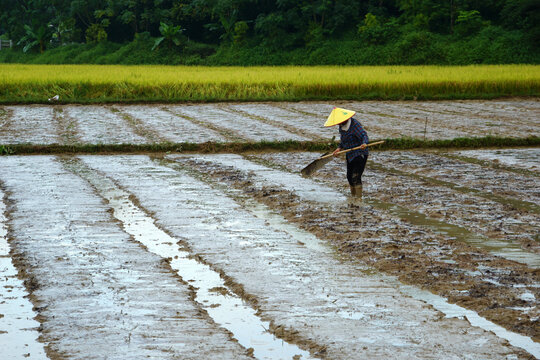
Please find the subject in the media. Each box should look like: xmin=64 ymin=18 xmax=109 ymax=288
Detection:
xmin=325 ymin=107 xmax=369 ymax=197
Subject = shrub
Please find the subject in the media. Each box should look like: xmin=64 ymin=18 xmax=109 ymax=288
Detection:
xmin=393 ymin=31 xmax=445 ymax=64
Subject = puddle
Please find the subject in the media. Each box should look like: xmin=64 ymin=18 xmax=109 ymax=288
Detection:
xmin=0 ymin=189 xmax=48 ymax=359
xmin=67 ymin=158 xmax=312 ymax=360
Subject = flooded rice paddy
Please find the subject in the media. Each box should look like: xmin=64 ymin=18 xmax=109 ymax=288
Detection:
xmin=1 ymin=100 xmax=538 ymax=144
xmin=0 ymin=100 xmax=538 ymax=359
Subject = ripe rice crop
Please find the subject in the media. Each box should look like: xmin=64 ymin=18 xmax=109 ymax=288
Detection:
xmin=0 ymin=64 xmax=538 ymax=103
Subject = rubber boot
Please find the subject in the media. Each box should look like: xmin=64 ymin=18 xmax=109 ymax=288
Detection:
xmin=350 ymin=185 xmax=363 ymax=198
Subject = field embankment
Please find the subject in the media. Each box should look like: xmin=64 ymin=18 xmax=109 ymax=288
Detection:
xmin=2 ymin=137 xmax=539 ymax=156
xmin=1 ymin=64 xmax=539 ymax=103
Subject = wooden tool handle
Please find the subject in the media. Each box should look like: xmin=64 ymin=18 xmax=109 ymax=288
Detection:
xmin=319 ymin=140 xmax=385 ymax=160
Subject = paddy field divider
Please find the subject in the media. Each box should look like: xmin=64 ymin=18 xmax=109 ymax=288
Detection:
xmin=1 ymin=136 xmax=538 ymax=156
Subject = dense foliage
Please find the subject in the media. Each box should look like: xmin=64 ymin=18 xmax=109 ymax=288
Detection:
xmin=0 ymin=0 xmax=538 ymax=65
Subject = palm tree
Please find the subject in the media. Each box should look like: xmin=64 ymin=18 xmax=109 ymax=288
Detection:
xmin=17 ymin=24 xmax=50 ymax=53
xmin=152 ymin=22 xmax=185 ymax=51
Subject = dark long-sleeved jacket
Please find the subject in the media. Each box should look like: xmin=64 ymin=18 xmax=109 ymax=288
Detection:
xmin=338 ymin=118 xmax=369 ymax=163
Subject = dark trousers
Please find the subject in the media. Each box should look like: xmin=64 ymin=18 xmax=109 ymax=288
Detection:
xmin=347 ymin=154 xmax=368 ymax=186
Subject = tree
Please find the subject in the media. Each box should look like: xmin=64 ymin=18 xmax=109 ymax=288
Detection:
xmin=233 ymin=20 xmax=249 ymax=44
xmin=152 ymin=22 xmax=185 ymax=50
xmin=501 ymin=0 xmax=540 ymax=43
xmin=85 ymin=23 xmax=108 ymax=43
xmin=17 ymin=24 xmax=50 ymax=53
xmin=454 ymin=10 xmax=484 ymax=36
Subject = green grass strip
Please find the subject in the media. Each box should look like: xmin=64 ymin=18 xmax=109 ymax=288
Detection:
xmin=1 ymin=136 xmax=538 ymax=156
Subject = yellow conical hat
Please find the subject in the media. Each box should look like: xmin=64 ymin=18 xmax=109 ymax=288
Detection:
xmin=324 ymin=107 xmax=355 ymax=127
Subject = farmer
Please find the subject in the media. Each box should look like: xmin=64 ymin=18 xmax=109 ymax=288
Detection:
xmin=325 ymin=107 xmax=369 ymax=197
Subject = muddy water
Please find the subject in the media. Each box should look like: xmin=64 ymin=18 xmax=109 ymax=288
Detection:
xmin=228 ymin=103 xmax=333 ymax=140
xmin=0 ymin=100 xmax=538 ymax=145
xmin=0 ymin=189 xmax=47 ymax=359
xmin=0 ymin=156 xmax=252 ymax=359
xmin=115 ymin=105 xmax=226 ymax=143
xmin=175 ymin=153 xmax=539 ymax=343
xmin=370 ymin=151 xmax=540 ymax=210
xmin=1 ymin=106 xmax=58 ymax=144
xmin=63 ymin=105 xmax=148 ymax=144
xmin=286 ymin=100 xmax=540 ymax=139
xmin=79 ymin=154 xmax=534 ymax=359
xmin=268 ymin=152 xmax=540 ymax=257
xmin=68 ymin=157 xmax=312 ymax=360
xmin=168 ymin=104 xmax=311 ymax=142
xmin=455 ymin=148 xmax=540 ymax=174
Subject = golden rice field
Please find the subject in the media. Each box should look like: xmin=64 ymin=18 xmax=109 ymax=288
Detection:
xmin=1 ymin=64 xmax=539 ymax=103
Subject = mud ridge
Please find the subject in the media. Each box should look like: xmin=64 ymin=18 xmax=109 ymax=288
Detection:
xmin=111 ymin=106 xmax=167 ymax=143
xmin=54 ymin=106 xmax=82 ymax=145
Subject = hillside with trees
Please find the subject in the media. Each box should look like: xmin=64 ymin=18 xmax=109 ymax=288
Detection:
xmin=0 ymin=0 xmax=538 ymax=65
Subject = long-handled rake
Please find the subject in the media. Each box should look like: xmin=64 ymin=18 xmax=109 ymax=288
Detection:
xmin=301 ymin=140 xmax=385 ymax=177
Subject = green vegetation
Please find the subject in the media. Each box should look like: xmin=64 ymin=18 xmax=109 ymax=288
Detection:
xmin=1 ymin=64 xmax=538 ymax=103
xmin=0 ymin=1 xmax=538 ymax=66
xmin=2 ymin=136 xmax=538 ymax=156
xmin=0 ymin=145 xmax=14 ymax=155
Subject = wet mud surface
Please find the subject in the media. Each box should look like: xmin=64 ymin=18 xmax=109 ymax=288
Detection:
xmin=455 ymin=148 xmax=540 ymax=174
xmin=261 ymin=151 xmax=540 ymax=259
xmin=1 ymin=106 xmax=59 ymax=144
xmin=0 ymin=156 xmax=252 ymax=359
xmin=169 ymin=152 xmax=539 ymax=345
xmin=288 ymin=100 xmax=540 ymax=140
xmin=0 ymin=189 xmax=47 ymax=359
xmin=115 ymin=105 xmax=226 ymax=143
xmin=370 ymin=151 xmax=540 ymax=209
xmin=76 ymin=155 xmax=536 ymax=358
xmin=1 ymin=153 xmax=538 ymax=359
xmin=1 ymin=99 xmax=539 ymax=359
xmin=1 ymin=99 xmax=538 ymax=145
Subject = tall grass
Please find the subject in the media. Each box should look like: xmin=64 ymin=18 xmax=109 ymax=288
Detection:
xmin=0 ymin=64 xmax=538 ymax=103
